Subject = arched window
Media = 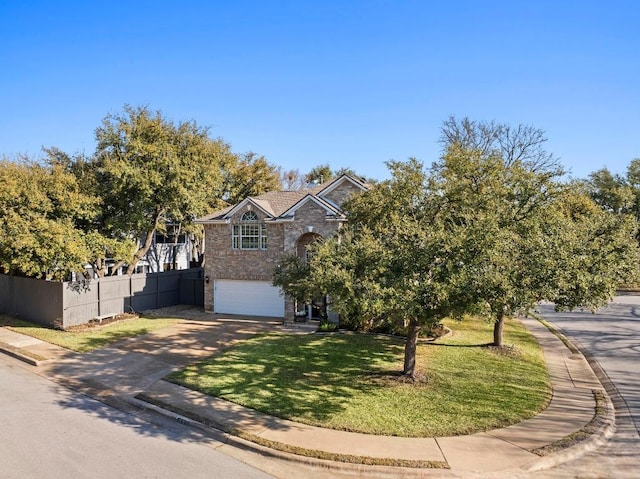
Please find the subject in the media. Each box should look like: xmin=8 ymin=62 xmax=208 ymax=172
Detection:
xmin=241 ymin=211 xmax=258 ymax=222
xmin=232 ymin=211 xmax=267 ymax=249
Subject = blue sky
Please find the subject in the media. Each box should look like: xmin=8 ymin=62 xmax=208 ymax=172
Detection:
xmin=1 ymin=0 xmax=638 ymax=181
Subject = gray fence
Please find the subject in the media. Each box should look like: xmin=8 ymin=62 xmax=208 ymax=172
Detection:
xmin=0 ymin=268 xmax=204 ymax=329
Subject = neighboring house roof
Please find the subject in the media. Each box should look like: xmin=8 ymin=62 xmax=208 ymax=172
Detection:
xmin=196 ymin=174 xmax=368 ymax=224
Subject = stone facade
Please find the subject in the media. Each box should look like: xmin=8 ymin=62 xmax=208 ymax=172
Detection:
xmin=198 ymin=175 xmax=368 ymax=318
xmin=322 ymin=181 xmax=362 ymax=207
xmin=202 ymin=207 xmax=285 ymax=312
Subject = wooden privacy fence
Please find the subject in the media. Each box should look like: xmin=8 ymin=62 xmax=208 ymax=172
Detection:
xmin=0 ymin=268 xmax=204 ymax=329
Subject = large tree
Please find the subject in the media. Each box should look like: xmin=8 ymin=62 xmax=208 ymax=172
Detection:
xmin=433 ymin=143 xmax=568 ymax=346
xmin=552 ymin=188 xmax=639 ymax=310
xmin=438 ymin=118 xmax=572 ymax=346
xmin=91 ymin=105 xmax=279 ymax=275
xmin=585 ymin=159 xmax=640 ymax=244
xmin=221 ymin=151 xmax=281 ymax=205
xmin=585 ymin=167 xmax=634 ymax=214
xmin=436 ymin=142 xmax=638 ymax=347
xmin=275 ymin=159 xmax=464 ymax=380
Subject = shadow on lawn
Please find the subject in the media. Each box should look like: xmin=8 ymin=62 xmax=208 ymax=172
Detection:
xmin=168 ymin=333 xmax=406 ymax=424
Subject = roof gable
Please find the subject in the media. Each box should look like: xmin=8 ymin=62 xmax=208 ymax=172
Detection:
xmin=279 ymin=193 xmax=343 ymax=219
xmin=316 ymin=174 xmax=369 ymax=199
xmin=223 ymin=197 xmax=275 ymax=220
xmin=196 ymin=173 xmax=369 ymax=224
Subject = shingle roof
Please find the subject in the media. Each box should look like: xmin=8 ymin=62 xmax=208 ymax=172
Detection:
xmin=196 ymin=175 xmax=366 ymax=223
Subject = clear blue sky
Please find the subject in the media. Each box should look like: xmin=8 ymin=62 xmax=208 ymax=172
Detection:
xmin=1 ymin=0 xmax=638 ymax=181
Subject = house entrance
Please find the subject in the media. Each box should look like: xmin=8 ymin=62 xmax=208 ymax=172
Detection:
xmin=295 ymin=232 xmax=326 ymax=320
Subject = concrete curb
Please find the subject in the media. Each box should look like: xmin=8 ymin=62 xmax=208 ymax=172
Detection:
xmin=523 ymin=390 xmax=615 ymax=472
xmin=0 ymin=344 xmax=48 ymax=367
xmin=522 ymin=319 xmax=617 ymax=472
xmin=1 ymin=316 xmax=616 ymax=477
xmin=128 ymin=395 xmax=455 ymax=478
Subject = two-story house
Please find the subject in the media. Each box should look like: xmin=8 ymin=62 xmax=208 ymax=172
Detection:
xmin=196 ymin=174 xmax=368 ymax=321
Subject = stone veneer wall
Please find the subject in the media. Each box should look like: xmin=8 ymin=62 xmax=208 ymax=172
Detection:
xmin=203 ymin=206 xmax=285 ymax=312
xmin=322 ymin=181 xmax=362 ymax=207
xmin=203 ymin=181 xmax=364 ymax=316
xmin=203 ymin=201 xmax=342 ymax=316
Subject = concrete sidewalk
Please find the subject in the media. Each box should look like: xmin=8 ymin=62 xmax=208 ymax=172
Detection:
xmin=0 ymin=314 xmax=613 ymax=477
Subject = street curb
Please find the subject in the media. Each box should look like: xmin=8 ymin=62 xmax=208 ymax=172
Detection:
xmin=128 ymin=395 xmax=454 ymax=479
xmin=0 ymin=344 xmax=48 ymax=367
xmin=522 ymin=319 xmax=617 ymax=472
xmin=523 ymin=390 xmax=615 ymax=472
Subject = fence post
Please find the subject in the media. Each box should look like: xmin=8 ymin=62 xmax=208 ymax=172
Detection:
xmin=97 ymin=278 xmax=101 ymax=317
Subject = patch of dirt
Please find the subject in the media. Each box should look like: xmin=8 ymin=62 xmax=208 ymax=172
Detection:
xmin=141 ymin=305 xmax=209 ymax=320
xmin=485 ymin=344 xmax=523 ymax=358
xmin=371 ymin=370 xmax=430 ymax=385
xmin=64 ymin=313 xmax=138 ymax=331
xmin=531 ymin=390 xmax=608 ymax=456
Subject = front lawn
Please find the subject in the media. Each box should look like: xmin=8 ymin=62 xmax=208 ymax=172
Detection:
xmin=0 ymin=315 xmax=178 ymax=353
xmin=168 ymin=317 xmax=551 ymax=437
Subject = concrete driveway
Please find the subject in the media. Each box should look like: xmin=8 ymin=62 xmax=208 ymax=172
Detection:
xmin=37 ymin=307 xmax=285 ymax=403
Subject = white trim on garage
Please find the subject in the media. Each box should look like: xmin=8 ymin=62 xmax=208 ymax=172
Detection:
xmin=213 ymin=279 xmax=285 ymax=317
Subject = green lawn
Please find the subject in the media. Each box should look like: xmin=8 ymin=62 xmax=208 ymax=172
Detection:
xmin=0 ymin=315 xmax=178 ymax=353
xmin=168 ymin=317 xmax=551 ymax=437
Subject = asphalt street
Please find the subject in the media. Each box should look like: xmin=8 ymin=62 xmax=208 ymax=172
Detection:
xmin=0 ymin=357 xmax=274 ymax=479
xmin=521 ymin=297 xmax=640 ymax=479
xmin=538 ymin=296 xmax=640 ymax=434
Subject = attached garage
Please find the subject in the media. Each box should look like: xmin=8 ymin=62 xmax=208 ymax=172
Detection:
xmin=213 ymin=279 xmax=285 ymax=318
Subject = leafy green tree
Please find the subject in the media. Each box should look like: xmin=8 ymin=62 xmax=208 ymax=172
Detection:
xmin=437 ymin=143 xmax=639 ymax=347
xmin=552 ymin=189 xmax=639 ymax=309
xmin=305 ymin=164 xmax=334 ymax=184
xmin=438 ymin=118 xmax=572 ymax=346
xmin=89 ymin=105 xmax=279 ymax=275
xmin=0 ymin=158 xmax=127 ymax=280
xmin=221 ymin=151 xmax=281 ymax=204
xmin=276 ymin=159 xmax=463 ymax=380
xmin=273 ymin=254 xmax=317 ymax=307
xmin=585 ymin=168 xmax=634 ymax=214
xmin=433 ymin=144 xmax=568 ymax=346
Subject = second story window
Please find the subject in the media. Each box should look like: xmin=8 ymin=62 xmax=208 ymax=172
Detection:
xmin=232 ymin=211 xmax=267 ymax=250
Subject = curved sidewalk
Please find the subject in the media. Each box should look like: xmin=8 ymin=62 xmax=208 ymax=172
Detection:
xmin=0 ymin=315 xmax=612 ymax=476
xmin=134 ymin=316 xmax=611 ymax=476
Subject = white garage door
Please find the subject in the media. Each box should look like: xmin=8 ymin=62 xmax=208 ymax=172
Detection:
xmin=214 ymin=280 xmax=285 ymax=317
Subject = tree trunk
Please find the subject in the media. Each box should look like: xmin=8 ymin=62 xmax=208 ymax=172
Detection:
xmin=493 ymin=311 xmax=505 ymax=347
xmin=94 ymin=258 xmax=105 ymax=278
xmin=126 ymin=228 xmax=155 ymax=275
xmin=126 ymin=210 xmax=163 ymax=275
xmin=171 ymin=223 xmax=182 ymax=271
xmin=403 ymin=320 xmax=420 ymax=379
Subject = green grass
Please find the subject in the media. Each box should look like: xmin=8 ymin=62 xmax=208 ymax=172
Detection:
xmin=0 ymin=314 xmax=178 ymax=353
xmin=168 ymin=317 xmax=551 ymax=437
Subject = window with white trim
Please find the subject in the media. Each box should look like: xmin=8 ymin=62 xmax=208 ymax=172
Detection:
xmin=232 ymin=211 xmax=267 ymax=250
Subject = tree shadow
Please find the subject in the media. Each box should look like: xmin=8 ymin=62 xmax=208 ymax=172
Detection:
xmin=36 ymin=307 xmax=402 ymax=443
xmin=166 ymin=331 xmax=405 ymax=425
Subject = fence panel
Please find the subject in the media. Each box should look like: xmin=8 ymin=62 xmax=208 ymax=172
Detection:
xmin=1 ymin=268 xmax=204 ymax=329
xmin=157 ymin=270 xmax=182 ymax=307
xmin=0 ymin=275 xmax=63 ymax=328
xmin=63 ymin=280 xmax=99 ymax=328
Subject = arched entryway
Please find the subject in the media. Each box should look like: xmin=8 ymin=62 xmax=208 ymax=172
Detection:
xmin=295 ymin=232 xmax=326 ymax=320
